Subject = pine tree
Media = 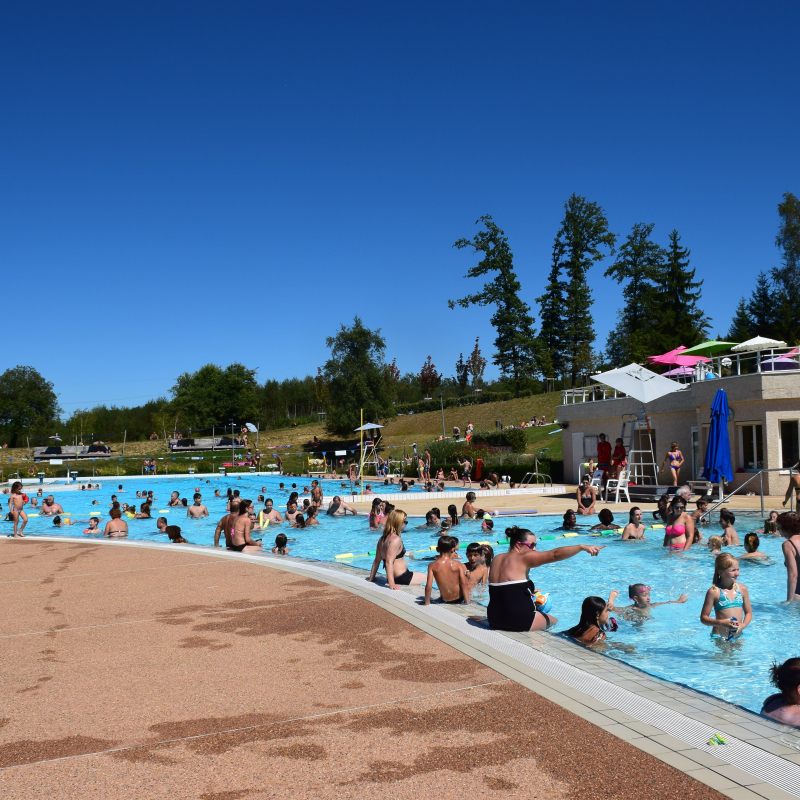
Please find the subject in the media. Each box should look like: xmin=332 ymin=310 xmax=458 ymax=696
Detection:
xmin=536 ymin=258 xmax=565 ymax=380
xmin=772 ymin=192 xmax=800 ymax=344
xmin=652 ymin=230 xmax=710 ymax=352
xmin=747 ymin=271 xmax=777 ymax=339
xmin=604 ymin=222 xmax=664 ymax=363
xmin=450 ymin=216 xmax=538 ymax=396
xmin=550 ymin=194 xmax=616 ymax=386
xmin=726 ymin=298 xmax=754 ymax=341
xmin=454 ymin=353 xmax=469 ymax=392
xmin=467 ymin=337 xmax=487 ymax=386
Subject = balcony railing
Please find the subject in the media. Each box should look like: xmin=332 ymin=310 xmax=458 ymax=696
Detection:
xmin=561 ymin=346 xmax=800 ymax=404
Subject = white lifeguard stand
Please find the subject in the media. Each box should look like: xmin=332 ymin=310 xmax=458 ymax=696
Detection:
xmin=353 ymin=421 xmax=384 ymax=484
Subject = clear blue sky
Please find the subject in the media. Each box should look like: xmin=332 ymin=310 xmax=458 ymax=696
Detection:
xmin=3 ymin=1 xmax=799 ymax=417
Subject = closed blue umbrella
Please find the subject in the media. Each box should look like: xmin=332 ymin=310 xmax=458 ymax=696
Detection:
xmin=704 ymin=389 xmax=733 ymax=483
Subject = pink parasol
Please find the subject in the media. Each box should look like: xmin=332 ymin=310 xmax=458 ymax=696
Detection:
xmin=648 ymin=346 xmax=710 ymax=367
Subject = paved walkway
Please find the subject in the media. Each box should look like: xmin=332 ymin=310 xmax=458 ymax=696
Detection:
xmin=0 ymin=539 xmax=732 ymax=800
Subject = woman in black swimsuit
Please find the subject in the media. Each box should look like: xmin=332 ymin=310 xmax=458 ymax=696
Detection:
xmin=779 ymin=512 xmax=800 ymax=602
xmin=487 ymin=526 xmax=604 ymax=632
xmin=576 ymin=476 xmax=596 ymax=516
xmin=228 ymin=499 xmax=263 ymax=553
xmin=367 ymin=510 xmax=426 ymax=589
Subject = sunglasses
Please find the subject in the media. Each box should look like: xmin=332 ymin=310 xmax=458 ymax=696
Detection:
xmin=517 ymin=540 xmax=537 ymax=549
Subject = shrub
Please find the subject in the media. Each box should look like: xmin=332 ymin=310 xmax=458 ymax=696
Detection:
xmin=470 ymin=427 xmax=528 ymax=453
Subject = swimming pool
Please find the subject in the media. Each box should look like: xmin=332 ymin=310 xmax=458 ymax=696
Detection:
xmin=11 ymin=474 xmax=795 ymax=715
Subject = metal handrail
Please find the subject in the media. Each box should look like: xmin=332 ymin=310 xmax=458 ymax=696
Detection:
xmin=519 ymin=471 xmax=553 ymax=488
xmin=700 ymin=462 xmax=799 ymax=519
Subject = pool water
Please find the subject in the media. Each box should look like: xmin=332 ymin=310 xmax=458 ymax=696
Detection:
xmin=12 ymin=474 xmax=796 ymax=715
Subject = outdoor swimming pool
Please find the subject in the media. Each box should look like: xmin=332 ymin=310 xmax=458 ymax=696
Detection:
xmin=11 ymin=474 xmax=796 ymax=715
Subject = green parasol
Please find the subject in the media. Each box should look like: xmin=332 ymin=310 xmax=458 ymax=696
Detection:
xmin=679 ymin=340 xmax=737 ymax=357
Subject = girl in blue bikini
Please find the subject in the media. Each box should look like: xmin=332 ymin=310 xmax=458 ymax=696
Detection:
xmin=700 ymin=553 xmax=753 ymax=640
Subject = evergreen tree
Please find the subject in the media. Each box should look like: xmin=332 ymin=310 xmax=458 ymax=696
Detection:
xmin=467 ymin=337 xmax=487 ymax=386
xmin=550 ymin=194 xmax=616 ymax=386
xmin=604 ymin=222 xmax=664 ymax=363
xmin=454 ymin=353 xmax=469 ymax=392
xmin=747 ymin=271 xmax=778 ymax=338
xmin=772 ymin=192 xmax=800 ymax=343
xmin=536 ymin=258 xmax=565 ymax=380
xmin=450 ymin=216 xmax=538 ymax=396
xmin=726 ymin=298 xmax=754 ymax=341
xmin=652 ymin=230 xmax=710 ymax=352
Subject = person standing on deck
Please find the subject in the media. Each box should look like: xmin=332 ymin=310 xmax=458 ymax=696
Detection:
xmin=596 ymin=433 xmax=612 ymax=483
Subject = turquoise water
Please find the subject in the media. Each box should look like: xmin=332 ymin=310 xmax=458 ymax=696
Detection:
xmin=11 ymin=474 xmax=795 ymax=715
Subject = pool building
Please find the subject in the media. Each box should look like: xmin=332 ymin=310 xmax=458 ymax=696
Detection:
xmin=559 ymin=368 xmax=800 ymax=495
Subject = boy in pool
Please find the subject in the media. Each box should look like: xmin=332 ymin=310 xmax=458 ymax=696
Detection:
xmin=719 ymin=509 xmax=741 ymax=546
xmin=52 ymin=515 xmax=76 ymax=527
xmin=423 ymin=535 xmax=470 ymax=605
xmin=612 ymin=583 xmax=688 ymax=618
xmin=464 ymin=543 xmax=492 ymax=589
xmin=83 ymin=516 xmax=101 ymax=535
xmin=762 ymin=659 xmax=800 ymax=727
xmin=692 ymin=497 xmax=710 ymax=526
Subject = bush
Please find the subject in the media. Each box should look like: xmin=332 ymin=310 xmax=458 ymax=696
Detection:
xmin=470 ymin=428 xmax=528 ymax=453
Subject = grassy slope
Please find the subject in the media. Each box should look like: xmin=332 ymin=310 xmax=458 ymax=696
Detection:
xmin=0 ymin=393 xmax=564 ymax=477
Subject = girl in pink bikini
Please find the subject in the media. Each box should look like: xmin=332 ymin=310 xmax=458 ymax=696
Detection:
xmin=663 ymin=495 xmax=695 ymax=551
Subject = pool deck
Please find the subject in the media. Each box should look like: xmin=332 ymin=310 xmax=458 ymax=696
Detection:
xmin=2 ymin=537 xmax=799 ymax=799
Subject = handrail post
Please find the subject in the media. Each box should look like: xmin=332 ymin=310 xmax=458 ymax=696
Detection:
xmin=760 ymin=471 xmax=764 ymax=516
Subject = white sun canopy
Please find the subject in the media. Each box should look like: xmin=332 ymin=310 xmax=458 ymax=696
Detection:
xmin=353 ymin=423 xmax=384 ymax=431
xmin=731 ymin=336 xmax=787 ymax=352
xmin=591 ymin=364 xmax=686 ymax=405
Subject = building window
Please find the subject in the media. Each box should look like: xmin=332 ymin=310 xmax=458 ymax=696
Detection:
xmin=738 ymin=424 xmax=763 ymax=471
xmin=781 ymin=421 xmax=800 ymax=469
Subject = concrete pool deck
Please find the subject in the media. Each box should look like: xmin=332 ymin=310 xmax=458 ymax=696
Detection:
xmin=1 ymin=538 xmax=799 ymax=799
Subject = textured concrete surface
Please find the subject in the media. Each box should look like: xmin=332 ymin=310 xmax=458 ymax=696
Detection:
xmin=0 ymin=540 xmax=726 ymax=799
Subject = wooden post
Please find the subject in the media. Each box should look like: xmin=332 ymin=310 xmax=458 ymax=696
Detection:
xmin=122 ymin=430 xmax=127 ymax=456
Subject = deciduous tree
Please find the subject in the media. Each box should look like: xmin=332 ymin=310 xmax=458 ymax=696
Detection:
xmin=0 ymin=366 xmax=61 ymax=448
xmin=419 ymin=356 xmax=442 ymax=394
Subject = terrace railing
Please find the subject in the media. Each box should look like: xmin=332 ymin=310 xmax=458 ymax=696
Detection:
xmin=700 ymin=462 xmax=800 ymax=519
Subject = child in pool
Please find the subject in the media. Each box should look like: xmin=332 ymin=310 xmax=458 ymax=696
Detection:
xmin=763 ymin=511 xmax=780 ymax=535
xmin=719 ymin=510 xmax=740 ymax=546
xmin=464 ymin=543 xmax=492 ymax=589
xmin=481 ymin=517 xmax=494 ymax=532
xmin=739 ymin=532 xmax=768 ymax=560
xmin=83 ymin=516 xmax=101 ymax=535
xmin=699 ymin=553 xmax=753 ymax=640
xmin=612 ymin=583 xmax=688 ymax=618
xmin=708 ymin=535 xmax=723 ymax=554
xmin=589 ymin=508 xmax=616 ymax=532
xmin=692 ymin=497 xmax=710 ymax=526
xmin=272 ymin=533 xmax=290 ymax=554
xmin=53 ymin=515 xmax=75 ymax=527
xmin=762 ymin=658 xmax=800 ymax=727
xmin=565 ymin=592 xmax=618 ymax=646
xmin=561 ymin=509 xmax=580 ymax=530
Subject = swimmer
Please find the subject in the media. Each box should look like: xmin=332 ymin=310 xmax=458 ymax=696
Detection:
xmin=487 ymin=526 xmax=604 ymax=632
xmin=368 ymin=498 xmax=385 ymax=528
xmin=52 ymin=515 xmax=76 ymax=527
xmin=166 ymin=525 xmax=189 ymax=544
xmin=262 ymin=499 xmax=283 ymax=524
xmin=663 ymin=495 xmax=694 ymax=551
xmin=135 ymin=503 xmax=152 ymax=519
xmin=104 ymin=507 xmax=129 ymax=537
xmin=589 ymin=508 xmax=616 ymax=531
xmin=762 ymin=658 xmax=800 ymax=727
xmin=462 ymin=491 xmax=477 ymax=519
xmin=40 ymin=495 xmax=63 ymax=517
xmin=418 ymin=509 xmax=441 ymax=529
xmin=368 ymin=510 xmax=426 ymax=589
xmin=305 ymin=506 xmax=320 ymax=526
xmin=561 ymin=509 xmax=580 ymax=530
xmin=764 ymin=510 xmax=780 ymax=535
xmin=565 ymin=593 xmax=618 ymax=646
xmin=423 ymin=535 xmax=469 ymax=605
xmin=464 ymin=543 xmax=492 ymax=589
xmin=708 ymin=535 xmax=723 ymax=554
xmin=83 ymin=516 xmax=101 ymax=535
xmin=156 ymin=517 xmax=168 ymax=533
xmin=326 ymin=496 xmax=358 ymax=516
xmin=621 ymin=507 xmax=646 ymax=540
xmin=700 ymin=553 xmax=752 ymax=640
xmin=740 ymin=532 xmax=767 ymax=560
xmin=186 ymin=493 xmax=209 ymax=518
xmin=292 ymin=513 xmax=306 ymax=529
xmin=272 ymin=533 xmax=290 ymax=555
xmin=167 ymin=491 xmax=182 ymax=507
xmin=481 ymin=516 xmax=494 ymax=532
xmin=653 ymin=494 xmax=670 ymax=523
xmin=447 ymin=504 xmax=460 ymax=527
xmin=8 ymin=481 xmax=27 ymax=537
xmin=284 ymin=501 xmax=300 ymax=523
xmin=719 ymin=510 xmax=740 ymax=546
xmin=612 ymin=584 xmax=687 ymax=618
xmin=692 ymin=497 xmax=710 ymax=526
xmin=779 ymin=511 xmax=800 ymax=601
xmin=228 ymin=499 xmax=262 ymax=552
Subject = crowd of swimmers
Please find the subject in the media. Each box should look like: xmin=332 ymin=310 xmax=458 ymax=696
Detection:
xmin=6 ymin=474 xmax=800 ymax=726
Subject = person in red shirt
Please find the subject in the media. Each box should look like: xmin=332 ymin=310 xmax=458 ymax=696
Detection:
xmin=597 ymin=434 xmax=612 ymax=483
xmin=611 ymin=438 xmax=627 ymax=479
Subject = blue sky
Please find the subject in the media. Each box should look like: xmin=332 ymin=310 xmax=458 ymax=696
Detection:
xmin=3 ymin=1 xmax=799 ymax=416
